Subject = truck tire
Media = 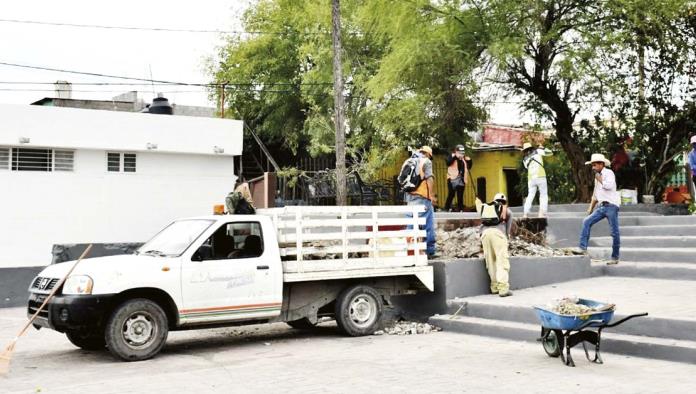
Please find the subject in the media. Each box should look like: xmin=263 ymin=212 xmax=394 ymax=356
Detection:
xmin=335 ymin=285 xmax=383 ymax=337
xmin=286 ymin=318 xmax=317 ymax=329
xmin=105 ymin=298 xmax=169 ymax=361
xmin=66 ymin=329 xmax=106 ymax=350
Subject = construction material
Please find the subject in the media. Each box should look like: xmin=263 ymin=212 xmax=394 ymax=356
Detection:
xmin=435 ymin=228 xmax=570 ymax=259
xmin=0 ymin=244 xmax=93 ymax=376
xmin=373 ymin=321 xmax=441 ymax=336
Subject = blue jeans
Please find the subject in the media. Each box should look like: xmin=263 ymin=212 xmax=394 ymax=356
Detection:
xmin=407 ymin=199 xmax=436 ymax=255
xmin=579 ymin=203 xmax=620 ymax=259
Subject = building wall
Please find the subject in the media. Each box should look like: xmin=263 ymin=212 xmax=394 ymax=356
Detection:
xmin=0 ymin=149 xmax=236 ymax=268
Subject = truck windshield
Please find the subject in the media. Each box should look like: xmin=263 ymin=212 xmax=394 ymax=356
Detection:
xmin=137 ymin=219 xmax=214 ymax=257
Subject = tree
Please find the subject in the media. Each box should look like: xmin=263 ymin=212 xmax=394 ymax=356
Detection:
xmin=331 ymin=0 xmax=348 ymax=205
xmin=480 ymin=0 xmax=609 ymax=202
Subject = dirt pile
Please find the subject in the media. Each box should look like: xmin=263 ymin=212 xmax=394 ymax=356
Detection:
xmin=436 ymin=228 xmax=572 ymax=259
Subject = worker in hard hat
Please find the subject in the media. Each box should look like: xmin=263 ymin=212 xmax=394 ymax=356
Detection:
xmin=475 ymin=193 xmax=513 ymax=297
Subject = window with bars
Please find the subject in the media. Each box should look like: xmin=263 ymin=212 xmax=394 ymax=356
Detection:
xmin=0 ymin=148 xmax=9 ymax=170
xmin=0 ymin=147 xmax=74 ymax=172
xmin=107 ymin=152 xmax=137 ymax=173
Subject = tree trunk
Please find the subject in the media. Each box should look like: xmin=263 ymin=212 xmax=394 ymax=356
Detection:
xmin=331 ymin=0 xmax=348 ymax=206
xmin=554 ymin=113 xmax=593 ymax=203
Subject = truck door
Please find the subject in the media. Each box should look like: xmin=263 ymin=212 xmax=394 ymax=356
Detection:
xmin=180 ymin=220 xmax=281 ymax=325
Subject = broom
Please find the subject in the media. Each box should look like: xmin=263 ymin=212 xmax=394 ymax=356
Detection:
xmin=0 ymin=244 xmax=93 ymax=376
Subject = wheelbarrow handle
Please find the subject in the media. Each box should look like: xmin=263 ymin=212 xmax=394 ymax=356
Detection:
xmin=605 ymin=312 xmax=649 ymax=328
xmin=575 ymin=319 xmax=606 ymax=331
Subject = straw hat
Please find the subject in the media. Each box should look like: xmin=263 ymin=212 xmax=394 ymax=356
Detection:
xmin=585 ymin=153 xmax=611 ymax=166
xmin=420 ymin=146 xmax=433 ymax=158
xmin=521 ymin=142 xmax=534 ymax=151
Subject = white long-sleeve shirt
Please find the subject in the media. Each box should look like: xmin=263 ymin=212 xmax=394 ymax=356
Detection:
xmin=594 ymin=167 xmax=621 ymax=207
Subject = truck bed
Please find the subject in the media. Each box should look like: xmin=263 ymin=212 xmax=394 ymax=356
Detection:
xmin=258 ymin=206 xmax=433 ymax=289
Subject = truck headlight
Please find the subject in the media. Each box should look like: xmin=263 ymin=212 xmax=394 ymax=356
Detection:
xmin=63 ymin=275 xmax=93 ymax=295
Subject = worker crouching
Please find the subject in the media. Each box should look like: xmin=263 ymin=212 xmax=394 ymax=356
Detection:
xmin=476 ymin=193 xmax=513 ymax=297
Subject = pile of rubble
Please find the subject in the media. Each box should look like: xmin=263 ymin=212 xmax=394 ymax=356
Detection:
xmin=435 ymin=228 xmax=572 ymax=259
xmin=373 ymin=321 xmax=442 ymax=336
xmin=549 ymin=297 xmax=615 ymax=315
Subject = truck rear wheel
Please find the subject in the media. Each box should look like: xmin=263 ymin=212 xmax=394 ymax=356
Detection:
xmin=66 ymin=329 xmax=106 ymax=350
xmin=105 ymin=298 xmax=169 ymax=361
xmin=335 ymin=285 xmax=383 ymax=336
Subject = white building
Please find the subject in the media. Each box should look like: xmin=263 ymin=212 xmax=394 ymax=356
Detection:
xmin=0 ymin=104 xmax=242 ymax=269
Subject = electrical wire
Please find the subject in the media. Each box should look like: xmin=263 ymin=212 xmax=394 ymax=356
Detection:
xmin=0 ymin=62 xmax=333 ymax=86
xmin=0 ymin=18 xmax=321 ymax=35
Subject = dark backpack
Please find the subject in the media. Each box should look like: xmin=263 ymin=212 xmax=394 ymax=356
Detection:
xmin=225 ymin=192 xmax=256 ymax=215
xmin=397 ymin=157 xmax=422 ymax=193
xmin=480 ymin=201 xmax=503 ymax=226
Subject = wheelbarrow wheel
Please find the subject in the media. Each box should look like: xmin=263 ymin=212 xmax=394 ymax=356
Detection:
xmin=542 ymin=329 xmax=563 ymax=358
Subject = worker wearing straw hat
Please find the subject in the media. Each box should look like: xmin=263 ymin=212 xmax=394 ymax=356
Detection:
xmin=404 ymin=146 xmax=437 ymax=259
xmin=521 ymin=142 xmax=553 ymax=218
xmin=571 ymin=153 xmax=621 ymax=264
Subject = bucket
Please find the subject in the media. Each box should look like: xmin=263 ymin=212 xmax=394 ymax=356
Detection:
xmin=620 ymin=189 xmax=637 ymax=205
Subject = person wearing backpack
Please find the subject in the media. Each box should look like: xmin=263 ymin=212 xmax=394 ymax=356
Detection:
xmin=521 ymin=142 xmax=553 ymax=218
xmin=444 ymin=144 xmax=473 ymax=212
xmin=225 ymin=181 xmax=256 ymax=215
xmin=476 ymin=193 xmax=513 ymax=297
xmin=400 ymin=146 xmax=437 ymax=258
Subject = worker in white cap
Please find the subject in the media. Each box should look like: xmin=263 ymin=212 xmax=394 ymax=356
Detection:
xmin=521 ymin=142 xmax=553 ymax=218
xmin=476 ymin=193 xmax=513 ymax=297
xmin=571 ymin=153 xmax=621 ymax=264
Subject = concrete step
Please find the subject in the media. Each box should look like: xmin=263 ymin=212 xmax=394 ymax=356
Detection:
xmin=511 ymin=203 xmax=690 ymax=214
xmin=588 ymin=247 xmax=696 ymax=263
xmin=592 ymin=261 xmax=696 ymax=281
xmin=636 ymin=216 xmax=696 ymax=225
xmin=619 ymin=225 xmax=696 ymax=237
xmin=430 ymin=315 xmax=696 ymax=364
xmin=589 ymin=236 xmax=696 ymax=248
xmin=445 ymin=299 xmax=696 ymax=342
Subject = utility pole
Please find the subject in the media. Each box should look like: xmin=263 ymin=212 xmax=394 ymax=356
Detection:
xmin=331 ymin=0 xmax=348 ymax=206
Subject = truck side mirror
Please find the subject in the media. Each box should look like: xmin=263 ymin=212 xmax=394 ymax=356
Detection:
xmin=191 ymin=251 xmax=203 ymax=262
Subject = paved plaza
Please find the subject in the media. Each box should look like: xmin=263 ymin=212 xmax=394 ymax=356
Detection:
xmin=1 ymin=307 xmax=694 ymax=393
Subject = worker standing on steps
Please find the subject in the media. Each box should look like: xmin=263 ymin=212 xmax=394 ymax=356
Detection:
xmin=521 ymin=142 xmax=553 ymax=218
xmin=476 ymin=193 xmax=513 ymax=297
xmin=571 ymin=153 xmax=621 ymax=265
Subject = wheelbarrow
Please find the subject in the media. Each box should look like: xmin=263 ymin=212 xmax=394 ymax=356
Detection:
xmin=533 ymin=299 xmax=648 ymax=367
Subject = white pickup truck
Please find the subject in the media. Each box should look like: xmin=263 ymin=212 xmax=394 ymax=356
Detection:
xmin=27 ymin=206 xmax=434 ymax=361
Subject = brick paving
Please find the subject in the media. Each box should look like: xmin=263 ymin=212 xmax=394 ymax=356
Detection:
xmin=1 ymin=307 xmax=694 ymax=393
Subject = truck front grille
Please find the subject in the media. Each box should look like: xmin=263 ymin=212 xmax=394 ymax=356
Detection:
xmin=31 ymin=277 xmax=59 ymax=291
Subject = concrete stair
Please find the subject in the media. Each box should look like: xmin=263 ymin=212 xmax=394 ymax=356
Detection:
xmin=431 ymin=296 xmax=696 ymax=364
xmin=594 ymin=261 xmax=696 ymax=281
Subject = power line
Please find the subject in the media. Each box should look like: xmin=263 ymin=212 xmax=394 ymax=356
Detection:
xmin=0 ymin=18 xmax=306 ymax=35
xmin=0 ymin=62 xmax=333 ymax=86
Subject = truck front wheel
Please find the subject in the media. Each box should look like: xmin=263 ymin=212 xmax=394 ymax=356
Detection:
xmin=335 ymin=285 xmax=383 ymax=336
xmin=66 ymin=329 xmax=106 ymax=350
xmin=105 ymin=298 xmax=169 ymax=361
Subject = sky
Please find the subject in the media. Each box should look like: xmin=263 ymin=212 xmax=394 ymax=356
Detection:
xmin=0 ymin=0 xmax=525 ymax=124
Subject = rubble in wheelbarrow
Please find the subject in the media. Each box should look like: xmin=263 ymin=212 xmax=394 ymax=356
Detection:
xmin=549 ymin=297 xmax=614 ymax=315
xmin=435 ymin=228 xmax=573 ymax=259
xmin=373 ymin=321 xmax=442 ymax=336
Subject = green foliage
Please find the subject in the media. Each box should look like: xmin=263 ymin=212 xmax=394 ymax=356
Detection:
xmin=210 ymin=0 xmax=486 ymax=179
